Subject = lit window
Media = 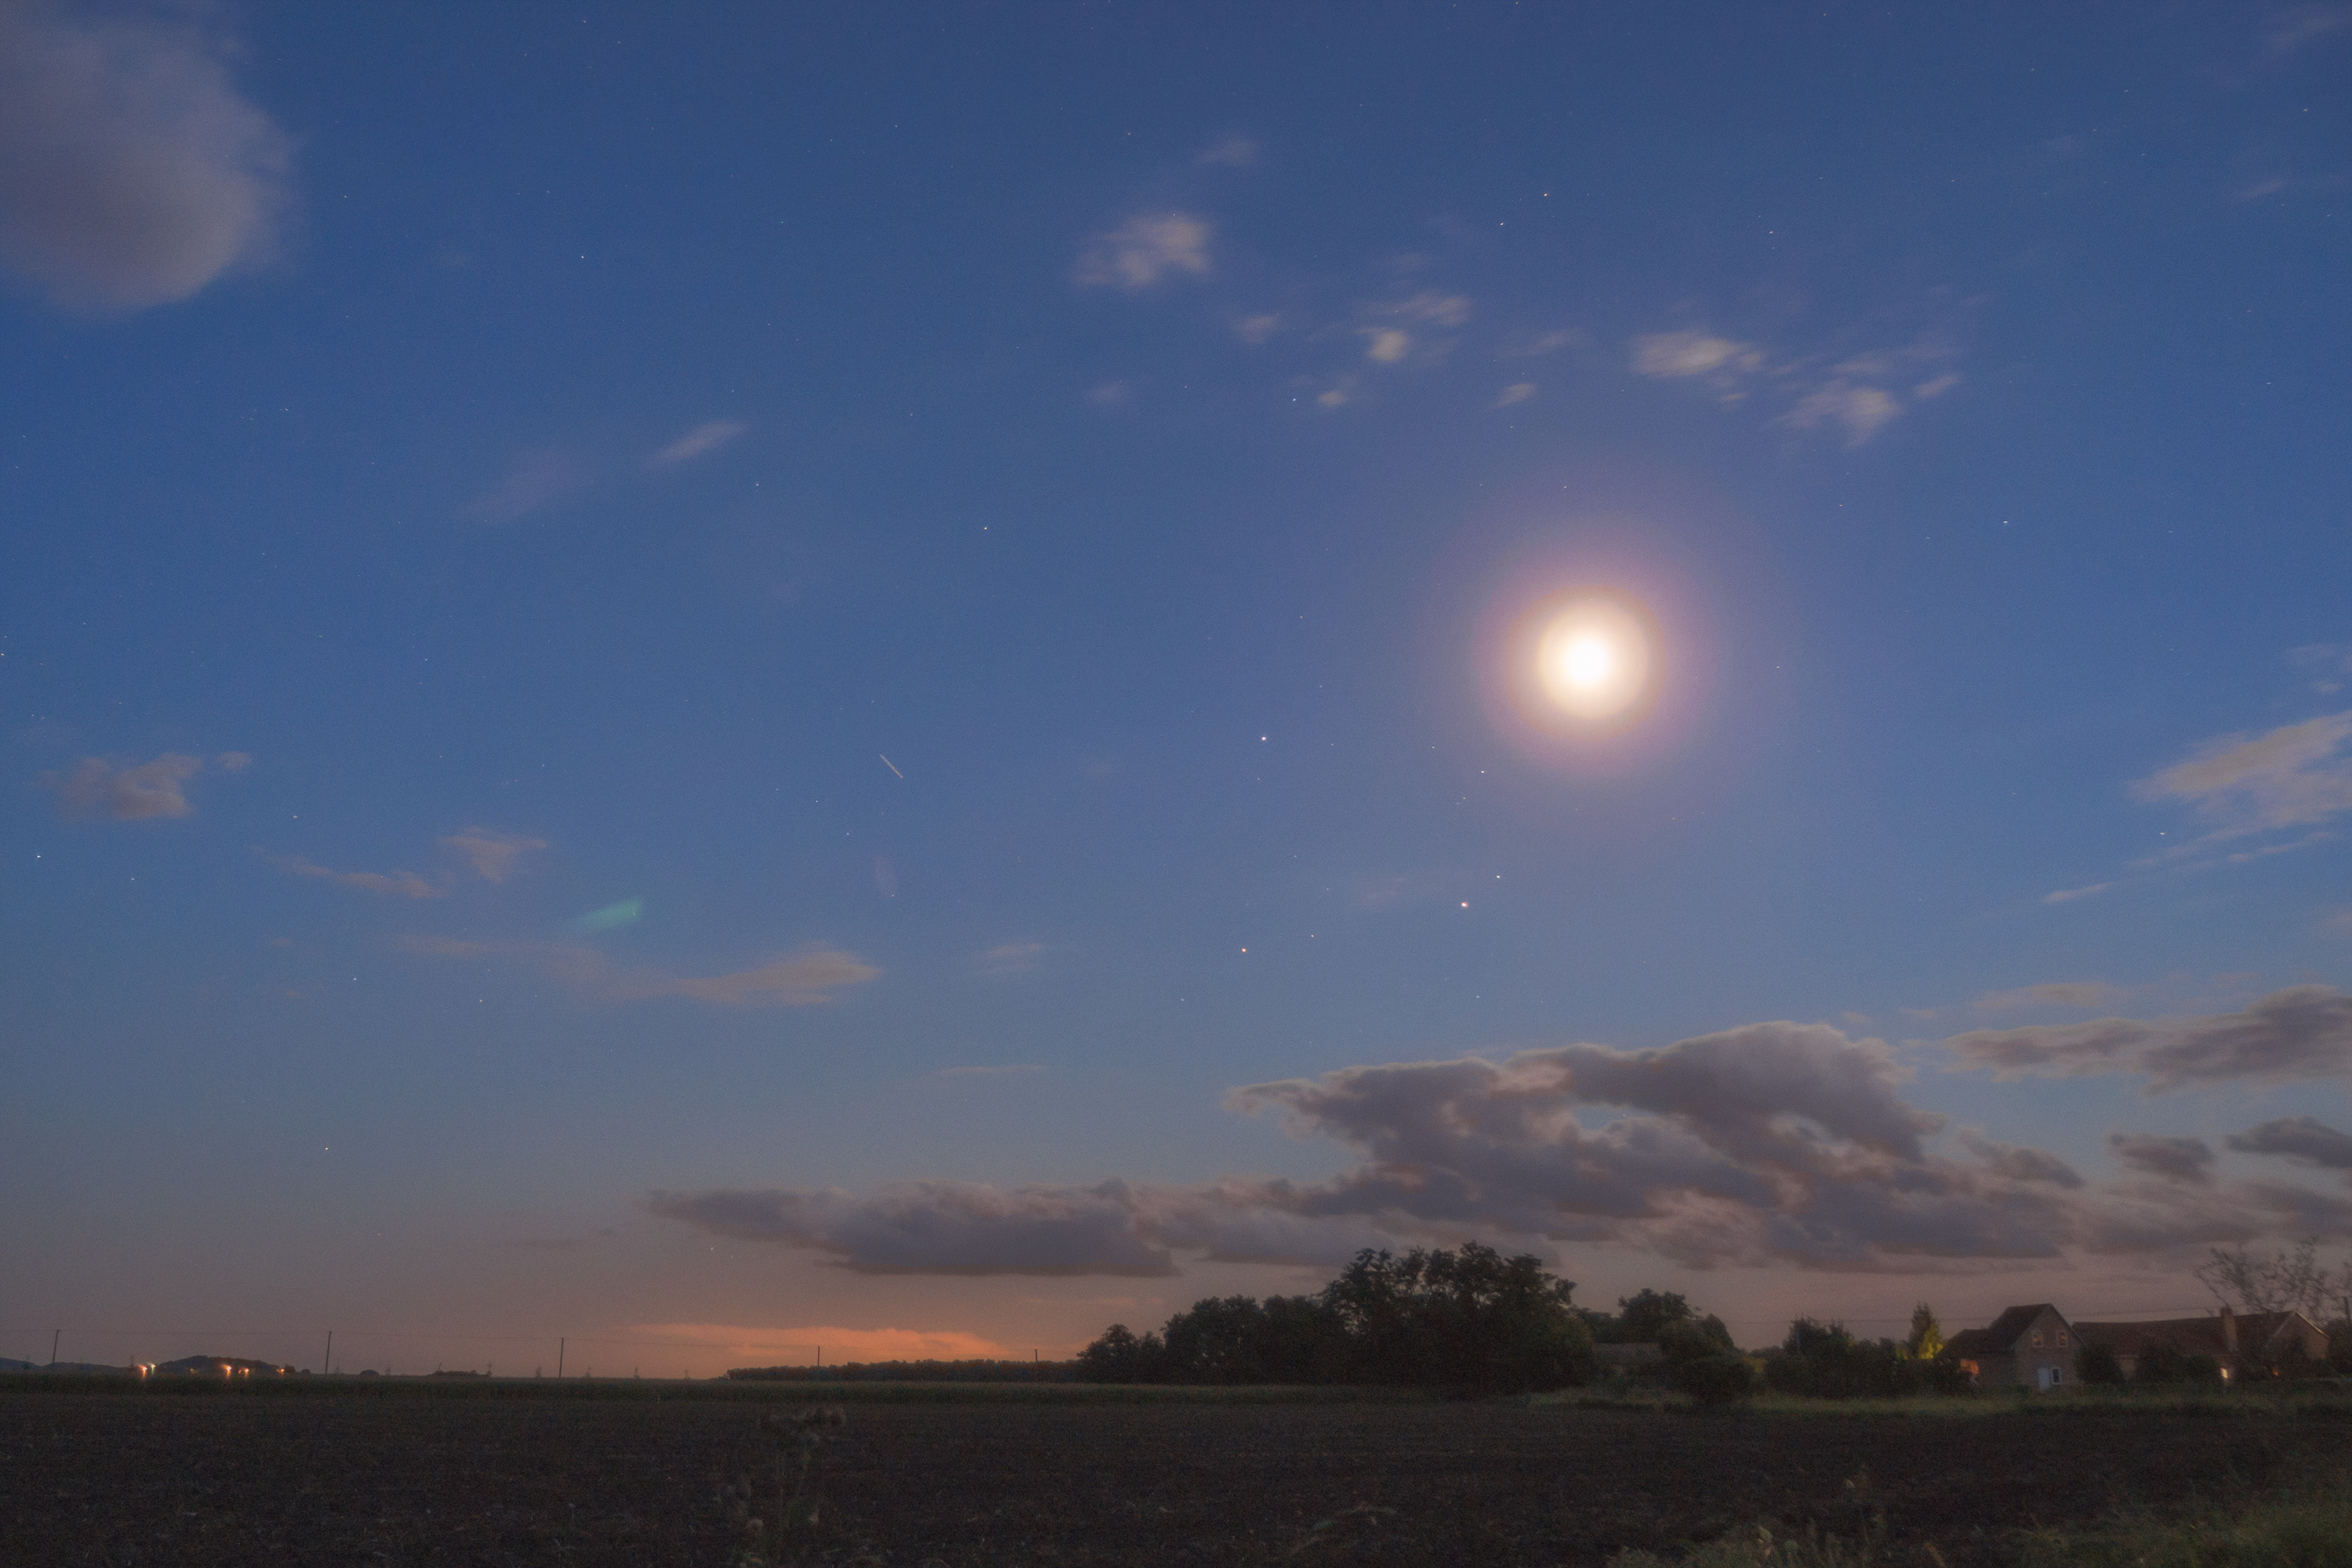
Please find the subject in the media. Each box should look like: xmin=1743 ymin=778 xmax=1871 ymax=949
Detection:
xmin=2031 ymin=1332 xmax=2043 ymax=1348
xmin=2057 ymin=1332 xmax=2068 ymax=1347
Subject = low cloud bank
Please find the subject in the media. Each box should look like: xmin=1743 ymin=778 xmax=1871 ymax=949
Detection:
xmin=1941 ymin=986 xmax=2352 ymax=1090
xmin=653 ymin=998 xmax=2352 ymax=1278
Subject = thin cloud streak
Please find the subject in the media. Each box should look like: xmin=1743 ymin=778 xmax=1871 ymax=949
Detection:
xmin=648 ymin=419 xmax=746 ymax=467
xmin=398 ymin=935 xmax=878 ymax=1007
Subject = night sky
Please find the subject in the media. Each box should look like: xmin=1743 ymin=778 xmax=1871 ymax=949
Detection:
xmin=5 ymin=1 xmax=2349 ymax=1377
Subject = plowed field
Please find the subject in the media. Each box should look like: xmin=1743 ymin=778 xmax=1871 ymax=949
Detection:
xmin=7 ymin=1390 xmax=2349 ymax=1565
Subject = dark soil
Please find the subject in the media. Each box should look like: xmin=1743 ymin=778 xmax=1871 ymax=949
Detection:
xmin=7 ymin=1390 xmax=2350 ymax=1566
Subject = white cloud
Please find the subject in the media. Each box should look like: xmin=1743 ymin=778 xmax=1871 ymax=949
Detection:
xmin=648 ymin=419 xmax=745 ymax=468
xmin=1773 ymin=382 xmax=1903 ymax=446
xmin=1195 ymin=134 xmax=1257 ymax=167
xmin=1913 ymin=372 xmax=1961 ymax=399
xmin=38 ymin=752 xmax=204 ymax=820
xmin=213 ymin=750 xmax=252 ymax=773
xmin=1489 ymin=382 xmax=1536 ymax=409
xmin=1629 ymin=331 xmax=1755 ymax=379
xmin=1233 ymin=313 xmax=1279 ymax=345
xmin=2043 ymin=881 xmax=2111 ymax=904
xmin=439 ymin=828 xmax=546 ymax=883
xmin=1360 ymin=328 xmax=1411 ymax=363
xmin=1073 ymin=212 xmax=1212 ymax=289
xmin=0 ymin=3 xmax=292 ymax=312
xmin=462 ymin=448 xmax=593 ymax=525
xmin=1084 ymin=380 xmax=1128 ymax=406
xmin=2134 ymin=711 xmax=2352 ymax=836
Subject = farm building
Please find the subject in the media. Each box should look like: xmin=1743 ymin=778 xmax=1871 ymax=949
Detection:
xmin=153 ymin=1356 xmax=294 ymax=1379
xmin=1942 ymin=1304 xmax=2076 ymax=1390
xmin=2070 ymin=1308 xmax=2328 ymax=1381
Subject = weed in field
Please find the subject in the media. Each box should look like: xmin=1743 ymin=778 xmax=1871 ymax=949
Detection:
xmin=1611 ymin=1470 xmax=1887 ymax=1568
xmin=720 ymin=1404 xmax=848 ymax=1567
xmin=2016 ymin=1469 xmax=2352 ymax=1568
xmin=1281 ymin=1501 xmax=1402 ymax=1560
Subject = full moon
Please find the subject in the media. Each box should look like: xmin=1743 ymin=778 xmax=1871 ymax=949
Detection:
xmin=1535 ymin=597 xmax=1651 ymax=722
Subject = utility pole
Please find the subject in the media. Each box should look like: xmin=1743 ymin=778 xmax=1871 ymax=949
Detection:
xmin=324 ymin=1331 xmax=333 ymax=1375
xmin=50 ymin=1329 xmax=61 ymax=1368
xmin=557 ymin=1338 xmax=564 ymax=1378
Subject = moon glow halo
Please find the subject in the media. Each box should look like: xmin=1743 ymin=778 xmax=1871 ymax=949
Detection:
xmin=1532 ymin=595 xmax=1653 ymax=724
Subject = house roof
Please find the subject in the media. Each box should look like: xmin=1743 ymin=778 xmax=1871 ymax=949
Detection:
xmin=2074 ymin=1311 xmax=2322 ymax=1361
xmin=1942 ymin=1303 xmax=2065 ymax=1360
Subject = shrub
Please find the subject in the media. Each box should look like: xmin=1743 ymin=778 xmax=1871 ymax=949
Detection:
xmin=2076 ymin=1340 xmax=2126 ymax=1386
xmin=1671 ymin=1352 xmax=1757 ymax=1407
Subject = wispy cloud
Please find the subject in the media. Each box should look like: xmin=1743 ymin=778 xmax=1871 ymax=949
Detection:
xmin=1073 ymin=212 xmax=1212 ymax=289
xmin=1489 ymin=382 xmax=1536 ymax=409
xmin=401 ymin=935 xmax=878 ymax=1006
xmin=629 ymin=1322 xmax=1008 ymax=1362
xmin=1631 ymin=327 xmax=1955 ymax=445
xmin=440 ymin=828 xmax=546 ymax=883
xmin=977 ymin=941 xmax=1044 ymax=976
xmin=2107 ymin=1131 xmax=2215 ymax=1184
xmin=1498 ymin=327 xmax=1585 ymax=359
xmin=1084 ymin=380 xmax=1128 ymax=406
xmin=1195 ymin=134 xmax=1257 ymax=167
xmin=1772 ymin=382 xmax=1902 ymax=446
xmin=935 ymin=1063 xmax=1042 ymax=1078
xmin=259 ymin=850 xmax=445 ymax=900
xmin=1976 ymin=981 xmax=2127 ymax=1011
xmin=2261 ymin=3 xmax=2350 ymax=58
xmin=38 ymin=752 xmax=210 ymax=820
xmin=2043 ymin=881 xmax=2111 ymax=904
xmin=2287 ymin=644 xmax=2352 ymax=695
xmin=2226 ymin=1115 xmax=2352 ymax=1174
xmin=462 ymin=448 xmax=592 ymax=525
xmin=647 ymin=419 xmax=745 ymax=468
xmin=1943 ymin=986 xmax=2352 ymax=1092
xmin=1630 ymin=330 xmax=1757 ymax=379
xmin=1233 ymin=313 xmax=1279 ymax=345
xmin=0 ymin=3 xmax=292 ymax=312
xmin=2134 ymin=711 xmax=2352 ymax=836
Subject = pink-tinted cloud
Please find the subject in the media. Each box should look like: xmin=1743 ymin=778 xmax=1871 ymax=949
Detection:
xmin=439 ymin=828 xmax=546 ymax=883
xmin=261 ymin=851 xmax=444 ymax=900
xmin=38 ymin=751 xmax=237 ymax=820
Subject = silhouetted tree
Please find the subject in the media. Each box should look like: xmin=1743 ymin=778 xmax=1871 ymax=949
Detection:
xmin=2075 ymin=1340 xmax=2125 ymax=1385
xmin=1075 ymin=1241 xmax=1594 ymax=1392
xmin=1905 ymin=1303 xmax=1943 ymax=1361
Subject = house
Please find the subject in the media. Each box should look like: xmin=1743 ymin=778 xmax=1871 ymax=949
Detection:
xmin=2072 ymin=1308 xmax=2329 ymax=1382
xmin=1942 ymin=1304 xmax=2076 ymax=1390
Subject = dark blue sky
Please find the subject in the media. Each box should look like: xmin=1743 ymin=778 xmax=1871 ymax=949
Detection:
xmin=4 ymin=1 xmax=2348 ymax=1373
